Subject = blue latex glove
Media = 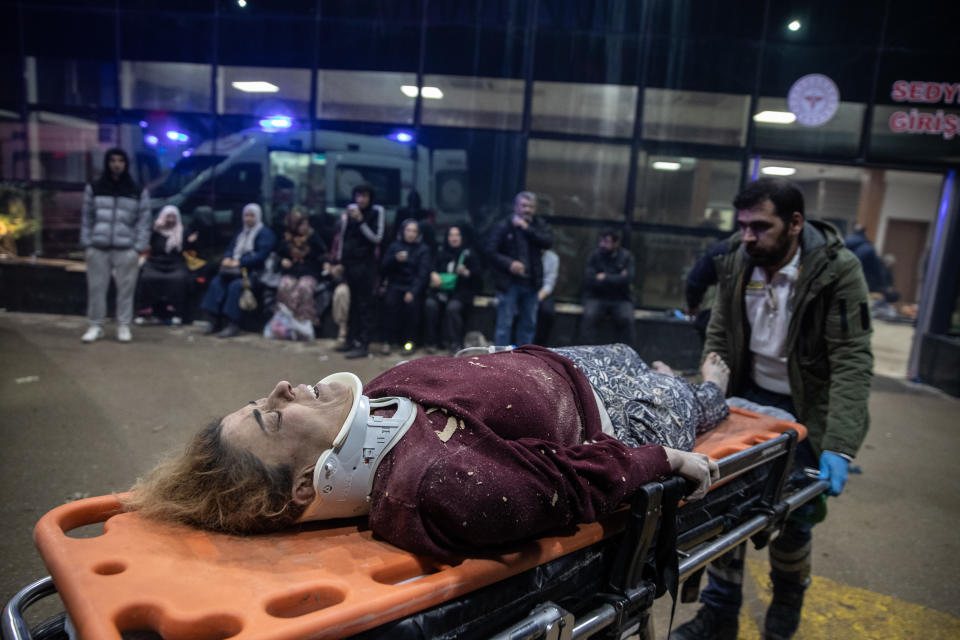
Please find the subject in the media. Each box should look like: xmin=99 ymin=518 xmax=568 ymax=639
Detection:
xmin=818 ymin=452 xmax=849 ymax=496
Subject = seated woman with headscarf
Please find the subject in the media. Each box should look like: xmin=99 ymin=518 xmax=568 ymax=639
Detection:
xmin=201 ymin=203 xmax=276 ymax=338
xmin=379 ymin=218 xmax=431 ymax=355
xmin=125 ymin=344 xmax=730 ymax=560
xmin=274 ymin=208 xmax=329 ymax=329
xmin=136 ymin=205 xmax=196 ymax=325
xmin=424 ymin=225 xmax=481 ymax=355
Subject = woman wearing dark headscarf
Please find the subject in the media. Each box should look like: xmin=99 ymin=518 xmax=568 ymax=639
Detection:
xmin=275 ymin=208 xmax=328 ymax=327
xmin=136 ymin=205 xmax=195 ymax=325
xmin=378 ymin=219 xmax=431 ymax=355
xmin=423 ymin=225 xmax=481 ymax=354
xmin=200 ymin=203 xmax=276 ymax=338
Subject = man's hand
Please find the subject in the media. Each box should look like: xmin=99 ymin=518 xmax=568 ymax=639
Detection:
xmin=347 ymin=204 xmax=363 ymax=221
xmin=538 ymin=288 xmax=549 ymax=301
xmin=430 ymin=271 xmax=442 ymax=288
xmin=663 ymin=447 xmax=719 ymax=501
xmin=403 ymin=291 xmax=414 ymax=304
xmin=818 ymin=452 xmax=849 ymax=496
xmin=596 ymin=272 xmax=606 ymax=281
xmin=221 ymin=257 xmax=238 ymax=268
xmin=396 ymin=250 xmax=408 ymax=262
xmin=509 ymin=260 xmax=526 ymax=275
xmin=330 ymin=264 xmax=344 ymax=278
xmin=512 ymin=214 xmax=529 ymax=230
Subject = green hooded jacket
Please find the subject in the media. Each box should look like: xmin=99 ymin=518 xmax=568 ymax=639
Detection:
xmin=704 ymin=219 xmax=873 ymax=458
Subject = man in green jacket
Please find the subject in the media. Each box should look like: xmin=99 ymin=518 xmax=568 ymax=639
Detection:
xmin=672 ymin=178 xmax=872 ymax=640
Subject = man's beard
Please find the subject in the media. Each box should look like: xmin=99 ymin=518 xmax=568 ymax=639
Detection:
xmin=746 ymin=225 xmax=792 ymax=267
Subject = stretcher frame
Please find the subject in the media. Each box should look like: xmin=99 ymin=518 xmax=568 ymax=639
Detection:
xmin=2 ymin=414 xmax=825 ymax=640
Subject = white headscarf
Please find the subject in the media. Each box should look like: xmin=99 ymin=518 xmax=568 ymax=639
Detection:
xmin=154 ymin=205 xmax=183 ymax=254
xmin=233 ymin=203 xmax=264 ymax=260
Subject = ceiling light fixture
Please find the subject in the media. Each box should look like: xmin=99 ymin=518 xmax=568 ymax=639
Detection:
xmin=400 ymin=85 xmax=444 ymax=99
xmin=652 ymin=161 xmax=681 ymax=171
xmin=753 ymin=110 xmax=797 ymax=124
xmin=231 ymin=81 xmax=279 ymax=93
xmin=788 ymin=20 xmax=801 ymax=32
xmin=761 ymin=166 xmax=797 ymax=176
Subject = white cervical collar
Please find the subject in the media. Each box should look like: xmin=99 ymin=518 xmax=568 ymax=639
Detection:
xmin=297 ymin=372 xmax=416 ymax=521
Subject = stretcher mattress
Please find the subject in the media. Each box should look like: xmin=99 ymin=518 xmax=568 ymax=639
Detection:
xmin=32 ymin=408 xmax=805 ymax=640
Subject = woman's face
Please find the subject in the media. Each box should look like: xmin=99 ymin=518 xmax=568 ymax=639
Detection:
xmin=447 ymin=226 xmax=462 ymax=248
xmin=221 ymin=379 xmax=354 ymax=469
xmin=243 ymin=210 xmax=258 ymax=228
xmin=162 ymin=213 xmax=178 ymax=229
xmin=403 ymin=222 xmax=419 ymax=244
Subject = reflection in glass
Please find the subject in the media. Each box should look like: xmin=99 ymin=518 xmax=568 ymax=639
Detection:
xmin=219 ymin=66 xmax=311 ymax=118
xmin=27 ymin=112 xmax=107 ymax=184
xmin=643 ymin=89 xmax=750 ymax=147
xmin=317 ymin=70 xmax=416 ymax=124
xmin=632 ymin=233 xmax=717 ymax=309
xmin=526 ymin=139 xmax=630 ymax=221
xmin=421 ymin=75 xmax=524 ymax=130
xmin=532 ymin=82 xmax=637 ymax=138
xmin=869 ymin=105 xmax=960 ymax=164
xmin=0 ymin=111 xmax=26 ymax=181
xmin=635 ymin=156 xmax=740 ymax=230
xmin=753 ymin=96 xmax=865 ymax=157
xmin=121 ymin=61 xmax=212 ymax=112
xmin=26 ymin=57 xmax=117 ymax=108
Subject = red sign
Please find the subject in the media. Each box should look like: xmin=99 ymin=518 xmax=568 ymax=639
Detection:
xmin=888 ymin=80 xmax=959 ymax=140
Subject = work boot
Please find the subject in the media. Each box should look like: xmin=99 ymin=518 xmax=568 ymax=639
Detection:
xmin=764 ymin=582 xmax=807 ymax=640
xmin=218 ymin=322 xmax=241 ymax=338
xmin=669 ymin=606 xmax=738 ymax=640
xmin=345 ymin=344 xmax=369 ymax=359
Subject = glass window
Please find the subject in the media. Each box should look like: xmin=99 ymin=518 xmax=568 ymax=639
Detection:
xmin=535 ymin=31 xmax=640 ymax=85
xmin=424 ymin=23 xmax=525 ymax=79
xmin=317 ymin=70 xmax=416 ymax=124
xmin=0 ymin=14 xmax=20 ymax=110
xmin=218 ymin=14 xmax=315 ymax=68
xmin=120 ymin=62 xmax=212 ymax=113
xmin=27 ymin=112 xmax=109 ymax=184
xmin=0 ymin=111 xmax=27 ymax=181
xmin=318 ymin=16 xmax=421 ymax=73
xmin=765 ymin=1 xmax=885 ymax=46
xmin=869 ymin=105 xmax=960 ymax=165
xmin=119 ymin=11 xmax=214 ymax=65
xmin=643 ymin=89 xmax=750 ymax=147
xmin=526 ymin=139 xmax=630 ymax=221
xmin=218 ymin=66 xmax=311 ymax=118
xmin=631 ymin=231 xmax=717 ymax=309
xmin=634 ymin=155 xmax=741 ymax=230
xmin=421 ymin=75 xmax=524 ymax=130
xmin=544 ymin=222 xmax=615 ymax=301
xmin=649 ymin=0 xmax=764 ymax=39
xmin=753 ymin=96 xmax=866 ymax=157
xmin=753 ymin=160 xmax=865 ymax=232
xmin=531 ymin=82 xmax=636 ymax=138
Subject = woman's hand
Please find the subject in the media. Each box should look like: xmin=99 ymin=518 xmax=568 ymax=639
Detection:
xmin=429 ymin=271 xmax=442 ymax=288
xmin=456 ymin=264 xmax=470 ymax=277
xmin=663 ymin=447 xmax=719 ymax=501
xmin=281 ymin=258 xmax=293 ymax=269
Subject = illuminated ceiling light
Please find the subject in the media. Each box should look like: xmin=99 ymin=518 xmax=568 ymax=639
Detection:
xmin=400 ymin=85 xmax=444 ymax=99
xmin=388 ymin=130 xmax=415 ymax=143
xmin=761 ymin=166 xmax=797 ymax=176
xmin=652 ymin=161 xmax=681 ymax=171
xmin=231 ymin=81 xmax=279 ymax=93
xmin=259 ymin=115 xmax=292 ymax=132
xmin=144 ymin=134 xmax=159 ymax=146
xmin=165 ymin=130 xmax=189 ymax=142
xmin=753 ymin=110 xmax=797 ymax=124
xmin=237 ymin=0 xmax=247 ymax=7
xmin=788 ymin=20 xmax=801 ymax=32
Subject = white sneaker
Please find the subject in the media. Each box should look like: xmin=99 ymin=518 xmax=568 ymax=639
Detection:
xmin=81 ymin=326 xmax=104 ymax=343
xmin=170 ymin=316 xmax=182 ymax=326
xmin=117 ymin=325 xmax=132 ymax=343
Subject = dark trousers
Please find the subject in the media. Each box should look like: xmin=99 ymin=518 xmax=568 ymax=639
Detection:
xmin=580 ymin=297 xmax=635 ymax=348
xmin=381 ymin=286 xmax=422 ymax=346
xmin=345 ymin=262 xmax=376 ymax=347
xmin=534 ymin=295 xmax=555 ymax=346
xmin=138 ymin=263 xmax=191 ymax=317
xmin=424 ymin=293 xmax=469 ymax=350
xmin=201 ymin=271 xmax=255 ymax=323
xmin=700 ymin=383 xmax=816 ymax=618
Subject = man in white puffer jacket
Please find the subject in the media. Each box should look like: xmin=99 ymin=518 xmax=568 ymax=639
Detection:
xmin=80 ymin=147 xmax=152 ymax=343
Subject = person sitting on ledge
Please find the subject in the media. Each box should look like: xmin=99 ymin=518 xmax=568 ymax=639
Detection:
xmin=124 ymin=343 xmax=730 ymax=560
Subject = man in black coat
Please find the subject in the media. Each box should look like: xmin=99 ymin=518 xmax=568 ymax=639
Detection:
xmin=580 ymin=228 xmax=636 ymax=347
xmin=486 ymin=191 xmax=553 ymax=346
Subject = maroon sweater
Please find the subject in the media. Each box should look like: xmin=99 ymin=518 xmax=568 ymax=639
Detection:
xmin=366 ymin=345 xmax=671 ymax=560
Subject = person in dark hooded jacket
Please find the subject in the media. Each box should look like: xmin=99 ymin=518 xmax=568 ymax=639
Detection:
xmin=80 ymin=148 xmax=152 ymax=343
xmin=379 ymin=219 xmax=431 ymax=355
xmin=423 ymin=225 xmax=481 ymax=354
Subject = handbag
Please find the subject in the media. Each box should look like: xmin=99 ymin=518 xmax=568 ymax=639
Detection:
xmin=238 ymin=267 xmax=258 ymax=311
xmin=438 ymin=250 xmax=468 ymax=291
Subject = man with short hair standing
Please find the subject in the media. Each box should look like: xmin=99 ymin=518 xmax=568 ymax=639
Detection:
xmin=80 ymin=147 xmax=151 ymax=343
xmin=672 ymin=178 xmax=873 ymax=640
xmin=487 ymin=191 xmax=553 ymax=346
xmin=580 ymin=228 xmax=636 ymax=347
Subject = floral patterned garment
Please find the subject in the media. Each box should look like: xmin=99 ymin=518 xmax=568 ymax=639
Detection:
xmin=551 ymin=343 xmax=729 ymax=451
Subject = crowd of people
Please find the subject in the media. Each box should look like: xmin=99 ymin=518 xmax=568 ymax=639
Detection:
xmin=80 ymin=149 xmax=645 ymax=354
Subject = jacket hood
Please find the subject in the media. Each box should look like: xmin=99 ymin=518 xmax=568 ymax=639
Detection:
xmin=97 ymin=147 xmax=138 ymax=195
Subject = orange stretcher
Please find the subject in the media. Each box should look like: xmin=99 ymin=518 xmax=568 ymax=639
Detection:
xmin=3 ymin=408 xmax=824 ymax=640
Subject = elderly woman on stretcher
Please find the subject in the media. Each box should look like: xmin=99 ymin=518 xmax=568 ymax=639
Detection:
xmin=124 ymin=343 xmax=731 ymax=560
